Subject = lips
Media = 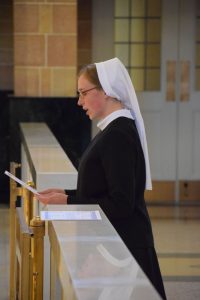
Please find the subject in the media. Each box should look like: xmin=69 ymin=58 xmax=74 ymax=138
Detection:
xmin=82 ymin=106 xmax=93 ymax=118
xmin=83 ymin=107 xmax=89 ymax=114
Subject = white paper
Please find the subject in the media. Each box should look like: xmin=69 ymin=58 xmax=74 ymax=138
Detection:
xmin=40 ymin=210 xmax=102 ymax=221
xmin=4 ymin=170 xmax=39 ymax=195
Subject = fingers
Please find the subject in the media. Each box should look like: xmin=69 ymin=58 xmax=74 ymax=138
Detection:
xmin=38 ymin=188 xmax=65 ymax=195
xmin=36 ymin=194 xmax=48 ymax=205
xmin=38 ymin=189 xmax=54 ymax=194
xmin=36 ymin=193 xmax=68 ymax=205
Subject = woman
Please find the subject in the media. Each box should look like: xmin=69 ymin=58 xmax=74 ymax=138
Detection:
xmin=37 ymin=58 xmax=166 ymax=299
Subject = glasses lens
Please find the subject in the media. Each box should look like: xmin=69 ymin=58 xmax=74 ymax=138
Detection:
xmin=77 ymin=87 xmax=97 ymax=98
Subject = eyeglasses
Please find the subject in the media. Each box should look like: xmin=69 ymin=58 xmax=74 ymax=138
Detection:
xmin=77 ymin=86 xmax=97 ymax=98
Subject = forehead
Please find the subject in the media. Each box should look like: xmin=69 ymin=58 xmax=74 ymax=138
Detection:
xmin=78 ymin=74 xmax=91 ymax=89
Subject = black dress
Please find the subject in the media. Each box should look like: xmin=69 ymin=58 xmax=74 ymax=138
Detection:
xmin=67 ymin=117 xmax=166 ymax=300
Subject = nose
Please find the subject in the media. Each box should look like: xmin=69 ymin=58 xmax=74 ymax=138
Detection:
xmin=77 ymin=95 xmax=84 ymax=106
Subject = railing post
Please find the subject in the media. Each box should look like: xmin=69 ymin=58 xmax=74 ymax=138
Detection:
xmin=9 ymin=162 xmax=22 ymax=300
xmin=15 ymin=208 xmax=33 ymax=300
xmin=22 ymin=181 xmax=35 ymax=226
xmin=30 ymin=216 xmax=45 ymax=300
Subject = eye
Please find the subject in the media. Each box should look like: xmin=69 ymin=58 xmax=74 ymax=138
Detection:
xmin=82 ymin=91 xmax=87 ymax=96
xmin=77 ymin=90 xmax=87 ymax=97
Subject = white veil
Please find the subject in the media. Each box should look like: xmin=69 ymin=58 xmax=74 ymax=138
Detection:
xmin=95 ymin=57 xmax=152 ymax=190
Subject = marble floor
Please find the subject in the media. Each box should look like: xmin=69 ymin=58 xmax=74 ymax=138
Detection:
xmin=149 ymin=204 xmax=200 ymax=300
xmin=0 ymin=203 xmax=200 ymax=300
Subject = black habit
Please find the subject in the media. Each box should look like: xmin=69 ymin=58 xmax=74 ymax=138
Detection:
xmin=67 ymin=117 xmax=166 ymax=300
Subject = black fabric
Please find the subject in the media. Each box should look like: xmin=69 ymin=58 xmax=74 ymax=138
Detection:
xmin=67 ymin=117 xmax=166 ymax=299
xmin=132 ymin=247 xmax=167 ymax=300
xmin=65 ymin=189 xmax=76 ymax=197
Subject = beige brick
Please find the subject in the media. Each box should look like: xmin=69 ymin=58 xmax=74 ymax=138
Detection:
xmin=40 ymin=68 xmax=52 ymax=96
xmin=53 ymin=4 xmax=77 ymax=34
xmin=14 ymin=4 xmax=39 ymax=33
xmin=39 ymin=5 xmax=52 ymax=33
xmin=14 ymin=35 xmax=45 ymax=66
xmin=52 ymin=68 xmax=76 ymax=96
xmin=47 ymin=35 xmax=77 ymax=67
xmin=14 ymin=67 xmax=39 ymax=96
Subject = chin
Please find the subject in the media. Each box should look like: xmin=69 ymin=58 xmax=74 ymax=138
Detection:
xmin=87 ymin=111 xmax=99 ymax=120
xmin=87 ymin=112 xmax=95 ymax=120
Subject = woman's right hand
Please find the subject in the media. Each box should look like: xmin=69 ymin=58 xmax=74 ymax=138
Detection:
xmin=39 ymin=188 xmax=65 ymax=195
xmin=36 ymin=188 xmax=68 ymax=205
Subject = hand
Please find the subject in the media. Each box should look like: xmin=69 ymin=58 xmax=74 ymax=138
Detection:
xmin=36 ymin=190 xmax=68 ymax=205
xmin=39 ymin=188 xmax=65 ymax=195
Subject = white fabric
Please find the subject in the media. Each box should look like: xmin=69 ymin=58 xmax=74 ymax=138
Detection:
xmin=97 ymin=109 xmax=133 ymax=131
xmin=95 ymin=57 xmax=152 ymax=190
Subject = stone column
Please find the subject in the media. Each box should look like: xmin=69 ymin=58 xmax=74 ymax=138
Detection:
xmin=14 ymin=0 xmax=77 ymax=97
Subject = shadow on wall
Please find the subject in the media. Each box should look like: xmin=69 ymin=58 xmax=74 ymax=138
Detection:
xmin=0 ymin=94 xmax=91 ymax=204
xmin=0 ymin=91 xmax=10 ymax=204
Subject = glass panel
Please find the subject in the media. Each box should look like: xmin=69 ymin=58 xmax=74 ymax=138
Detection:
xmin=147 ymin=0 xmax=161 ymax=17
xmin=147 ymin=19 xmax=161 ymax=42
xmin=115 ymin=19 xmax=129 ymax=42
xmin=115 ymin=0 xmax=129 ymax=17
xmin=146 ymin=68 xmax=160 ymax=90
xmin=131 ymin=19 xmax=145 ymax=42
xmin=196 ymin=44 xmax=200 ymax=65
xmin=197 ymin=20 xmax=200 ymax=42
xmin=131 ymin=0 xmax=145 ymax=17
xmin=146 ymin=44 xmax=160 ymax=67
xmin=196 ymin=68 xmax=200 ymax=90
xmin=115 ymin=44 xmax=129 ymax=67
xmin=131 ymin=68 xmax=144 ymax=91
xmin=131 ymin=44 xmax=145 ymax=67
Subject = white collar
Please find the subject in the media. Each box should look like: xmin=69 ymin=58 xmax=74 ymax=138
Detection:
xmin=97 ymin=109 xmax=134 ymax=131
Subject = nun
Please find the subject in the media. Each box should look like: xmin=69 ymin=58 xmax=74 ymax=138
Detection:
xmin=37 ymin=58 xmax=166 ymax=300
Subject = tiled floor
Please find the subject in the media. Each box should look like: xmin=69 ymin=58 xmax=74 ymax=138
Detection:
xmin=0 ymin=204 xmax=200 ymax=299
xmin=149 ymin=205 xmax=200 ymax=300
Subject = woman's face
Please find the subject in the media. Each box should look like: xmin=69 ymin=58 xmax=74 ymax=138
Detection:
xmin=77 ymin=74 xmax=107 ymax=120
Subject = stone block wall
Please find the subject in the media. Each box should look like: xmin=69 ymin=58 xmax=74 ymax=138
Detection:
xmin=14 ymin=0 xmax=77 ymax=97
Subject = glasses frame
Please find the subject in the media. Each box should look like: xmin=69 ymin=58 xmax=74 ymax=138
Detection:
xmin=77 ymin=86 xmax=98 ymax=98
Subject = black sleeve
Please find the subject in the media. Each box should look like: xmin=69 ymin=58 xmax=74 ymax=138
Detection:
xmin=96 ymin=129 xmax=137 ymax=220
xmin=64 ymin=189 xmax=77 ymax=203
